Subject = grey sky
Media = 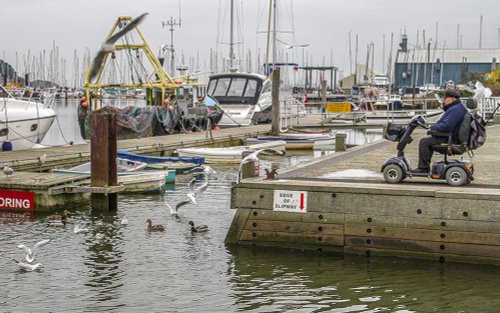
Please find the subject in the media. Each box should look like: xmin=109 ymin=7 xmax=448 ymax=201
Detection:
xmin=1 ymin=0 xmax=499 ymax=78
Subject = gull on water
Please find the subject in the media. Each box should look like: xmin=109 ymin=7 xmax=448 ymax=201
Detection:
xmin=3 ymin=166 xmax=14 ymax=177
xmin=13 ymin=259 xmax=43 ymax=272
xmin=120 ymin=215 xmax=128 ymax=225
xmin=17 ymin=239 xmax=50 ymax=263
xmin=74 ymin=224 xmax=89 ymax=234
xmin=88 ymin=12 xmax=148 ymax=81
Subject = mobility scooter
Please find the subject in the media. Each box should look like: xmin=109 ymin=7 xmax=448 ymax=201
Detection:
xmin=381 ymin=114 xmax=474 ymax=187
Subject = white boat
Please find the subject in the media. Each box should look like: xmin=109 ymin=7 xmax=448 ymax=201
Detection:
xmin=115 ymin=172 xmax=166 ymax=193
xmin=0 ymin=86 xmax=57 ymax=151
xmin=53 ymin=158 xmax=166 ymax=193
xmin=207 ymin=72 xmax=273 ymax=126
xmin=176 ymin=141 xmax=286 ymax=164
xmin=245 ymin=132 xmax=336 ymax=150
xmin=363 ymin=109 xmax=443 ymax=124
xmin=58 ymin=158 xmax=148 ymax=173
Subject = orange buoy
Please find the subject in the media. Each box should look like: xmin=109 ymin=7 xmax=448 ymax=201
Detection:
xmin=164 ymin=99 xmax=170 ymax=105
xmin=81 ymin=102 xmax=88 ymax=108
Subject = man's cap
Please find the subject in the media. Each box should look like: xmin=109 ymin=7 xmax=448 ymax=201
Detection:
xmin=444 ymin=90 xmax=460 ymax=99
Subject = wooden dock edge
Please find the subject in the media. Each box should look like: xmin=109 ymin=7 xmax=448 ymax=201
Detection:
xmin=226 ymin=178 xmax=500 ymax=265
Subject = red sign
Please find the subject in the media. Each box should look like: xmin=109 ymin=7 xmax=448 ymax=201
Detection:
xmin=0 ymin=190 xmax=35 ymax=211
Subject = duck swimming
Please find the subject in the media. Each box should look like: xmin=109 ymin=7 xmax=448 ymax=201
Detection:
xmin=188 ymin=221 xmax=208 ymax=233
xmin=146 ymin=219 xmax=165 ymax=232
xmin=47 ymin=213 xmax=66 ymax=228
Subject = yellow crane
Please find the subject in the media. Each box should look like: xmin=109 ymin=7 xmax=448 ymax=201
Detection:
xmin=83 ymin=14 xmax=179 ymax=109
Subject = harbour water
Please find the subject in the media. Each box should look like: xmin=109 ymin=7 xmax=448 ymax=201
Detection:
xmin=3 ymin=99 xmax=500 ymax=312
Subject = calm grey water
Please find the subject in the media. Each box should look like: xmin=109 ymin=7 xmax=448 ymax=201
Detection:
xmin=2 ymin=99 xmax=499 ymax=312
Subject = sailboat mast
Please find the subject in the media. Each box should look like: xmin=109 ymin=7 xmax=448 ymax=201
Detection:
xmin=229 ymin=0 xmax=234 ymax=69
xmin=264 ymin=0 xmax=273 ymax=75
xmin=272 ymin=0 xmax=277 ymax=71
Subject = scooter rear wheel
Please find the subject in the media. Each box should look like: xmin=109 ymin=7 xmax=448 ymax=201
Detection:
xmin=383 ymin=164 xmax=405 ymax=184
xmin=445 ymin=167 xmax=468 ymax=186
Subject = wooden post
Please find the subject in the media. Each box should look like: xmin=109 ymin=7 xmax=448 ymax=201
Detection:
xmin=271 ymin=68 xmax=281 ymax=135
xmin=90 ymin=112 xmax=118 ymax=211
xmin=335 ymin=133 xmax=346 ymax=152
xmin=241 ymin=160 xmax=259 ymax=181
xmin=321 ymin=79 xmax=327 ymax=113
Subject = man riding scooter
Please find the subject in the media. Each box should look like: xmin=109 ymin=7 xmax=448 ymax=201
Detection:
xmin=412 ymin=90 xmax=467 ymax=173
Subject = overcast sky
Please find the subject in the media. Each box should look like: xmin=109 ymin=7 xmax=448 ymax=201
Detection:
xmin=1 ymin=0 xmax=499 ymax=79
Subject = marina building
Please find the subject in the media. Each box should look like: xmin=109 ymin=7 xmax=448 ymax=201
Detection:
xmin=393 ymin=35 xmax=500 ymax=90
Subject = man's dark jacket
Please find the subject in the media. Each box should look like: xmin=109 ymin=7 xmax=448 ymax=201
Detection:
xmin=430 ymin=100 xmax=467 ymax=143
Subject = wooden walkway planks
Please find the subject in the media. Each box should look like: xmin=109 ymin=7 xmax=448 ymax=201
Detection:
xmin=0 ymin=172 xmax=88 ymax=190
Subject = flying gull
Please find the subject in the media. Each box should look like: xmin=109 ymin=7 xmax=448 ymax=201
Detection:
xmin=183 ymin=165 xmax=216 ymax=175
xmin=236 ymin=148 xmax=283 ymax=183
xmin=88 ymin=12 xmax=148 ymax=82
xmin=169 ymin=178 xmax=209 ymax=215
xmin=17 ymin=239 xmax=50 ymax=263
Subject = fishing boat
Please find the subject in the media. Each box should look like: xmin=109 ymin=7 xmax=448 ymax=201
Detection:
xmin=117 ymin=150 xmax=204 ymax=173
xmin=0 ymin=86 xmax=57 ymax=151
xmin=80 ymin=15 xmax=223 ymax=142
xmin=175 ymin=141 xmax=286 ymax=164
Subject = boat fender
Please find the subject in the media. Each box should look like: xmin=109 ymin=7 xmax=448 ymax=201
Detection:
xmin=1 ymin=141 xmax=13 ymax=151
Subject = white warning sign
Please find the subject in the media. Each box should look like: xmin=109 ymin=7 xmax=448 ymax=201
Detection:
xmin=273 ymin=190 xmax=308 ymax=213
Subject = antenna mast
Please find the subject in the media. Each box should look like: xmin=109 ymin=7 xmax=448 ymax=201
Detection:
xmin=162 ymin=8 xmax=182 ymax=76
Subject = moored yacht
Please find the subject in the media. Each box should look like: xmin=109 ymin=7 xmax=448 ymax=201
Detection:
xmin=0 ymin=86 xmax=56 ymax=151
xmin=207 ymin=72 xmax=272 ymax=126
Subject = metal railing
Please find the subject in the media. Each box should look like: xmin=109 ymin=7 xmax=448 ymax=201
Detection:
xmin=479 ymin=97 xmax=500 ymax=120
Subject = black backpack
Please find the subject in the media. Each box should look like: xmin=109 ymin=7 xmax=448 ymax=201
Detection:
xmin=467 ymin=112 xmax=487 ymax=150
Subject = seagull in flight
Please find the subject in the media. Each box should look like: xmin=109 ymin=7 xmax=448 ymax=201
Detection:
xmin=13 ymin=259 xmax=43 ymax=272
xmin=236 ymin=149 xmax=283 ymax=183
xmin=169 ymin=178 xmax=209 ymax=215
xmin=183 ymin=164 xmax=216 ymax=175
xmin=88 ymin=12 xmax=148 ymax=81
xmin=186 ymin=178 xmax=209 ymax=204
xmin=17 ymin=239 xmax=51 ymax=263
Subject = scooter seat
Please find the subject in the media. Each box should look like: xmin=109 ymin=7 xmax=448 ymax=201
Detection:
xmin=432 ymin=144 xmax=466 ymax=156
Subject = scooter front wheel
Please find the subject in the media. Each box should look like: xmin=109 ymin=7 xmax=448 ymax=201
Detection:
xmin=383 ymin=164 xmax=405 ymax=184
xmin=445 ymin=167 xmax=468 ymax=186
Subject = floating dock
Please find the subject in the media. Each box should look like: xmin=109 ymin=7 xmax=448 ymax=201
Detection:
xmin=227 ymin=125 xmax=500 ymax=265
xmin=0 ymin=123 xmax=275 ymax=211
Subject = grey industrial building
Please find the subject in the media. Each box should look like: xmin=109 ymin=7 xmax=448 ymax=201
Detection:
xmin=393 ymin=35 xmax=500 ymax=90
